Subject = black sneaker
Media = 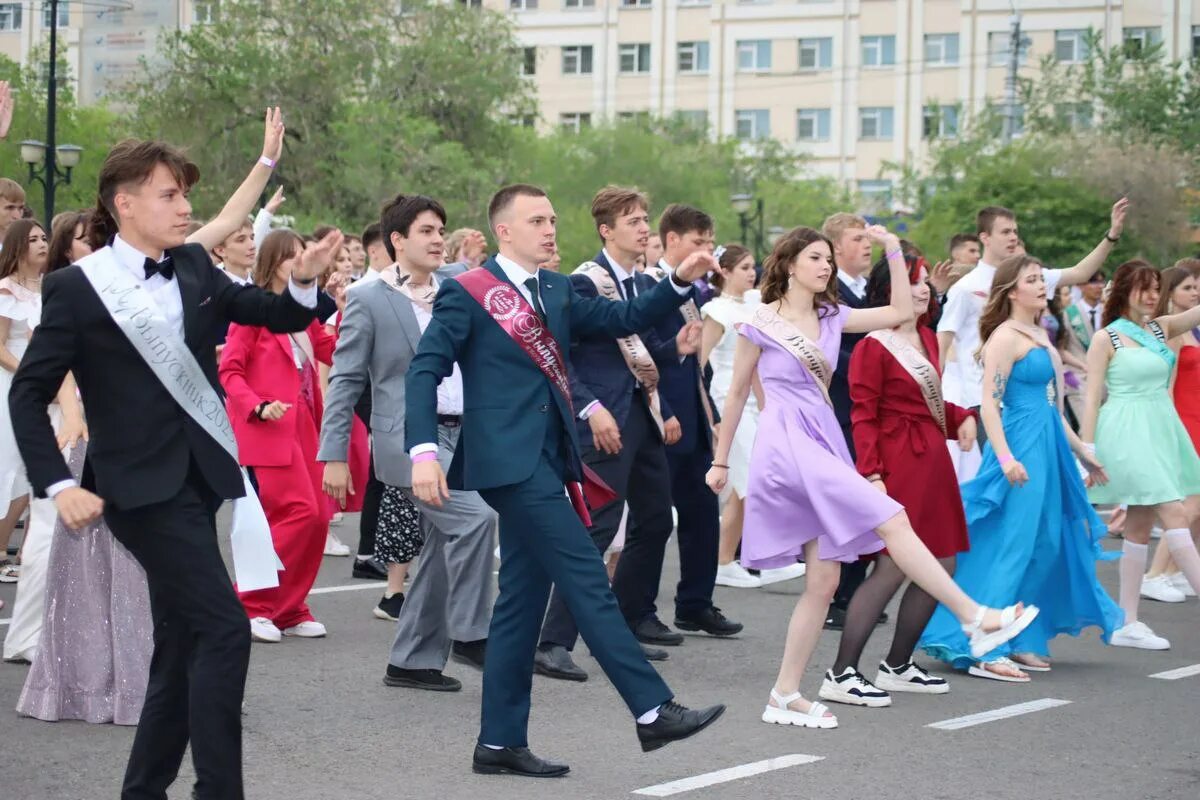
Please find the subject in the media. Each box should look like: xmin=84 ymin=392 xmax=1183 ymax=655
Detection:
xmin=674 ymin=606 xmax=743 ymax=637
xmin=818 ymin=667 xmax=892 ymax=708
xmin=383 ymin=666 xmax=462 ymax=692
xmin=823 ymin=605 xmax=846 ymax=631
xmin=373 ymin=592 xmax=404 ymax=621
xmin=633 ymin=617 xmax=684 ymax=646
xmin=353 ymin=556 xmax=388 ymax=580
xmin=452 ymin=638 xmax=487 ymax=670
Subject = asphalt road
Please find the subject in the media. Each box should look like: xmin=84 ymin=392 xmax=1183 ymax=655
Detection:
xmin=2 ymin=517 xmax=1197 ymax=800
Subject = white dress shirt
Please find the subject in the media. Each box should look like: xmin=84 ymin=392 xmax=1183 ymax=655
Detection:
xmin=408 ymin=276 xmax=465 ymax=416
xmin=838 ymin=271 xmax=868 ymax=301
xmin=1075 ymin=299 xmax=1102 ymax=334
xmin=356 ymin=265 xmax=384 ymax=285
xmin=602 ymin=248 xmax=638 ymax=298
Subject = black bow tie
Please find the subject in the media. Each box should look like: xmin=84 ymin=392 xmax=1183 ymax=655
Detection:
xmin=144 ymin=256 xmax=174 ymax=281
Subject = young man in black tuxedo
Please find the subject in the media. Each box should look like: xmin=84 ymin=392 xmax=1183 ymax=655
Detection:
xmin=8 ymin=137 xmax=342 ymax=800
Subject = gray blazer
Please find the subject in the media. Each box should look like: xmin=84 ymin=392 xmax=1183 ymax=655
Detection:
xmin=318 ymin=263 xmax=467 ymax=487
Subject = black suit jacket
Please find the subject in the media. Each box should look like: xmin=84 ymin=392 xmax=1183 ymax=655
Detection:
xmin=830 ymin=279 xmax=868 ymax=452
xmin=9 ymin=243 xmax=318 ymax=510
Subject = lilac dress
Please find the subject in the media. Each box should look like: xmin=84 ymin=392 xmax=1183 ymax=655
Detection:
xmin=15 ymin=444 xmax=153 ymax=725
xmin=740 ymin=305 xmax=900 ymax=567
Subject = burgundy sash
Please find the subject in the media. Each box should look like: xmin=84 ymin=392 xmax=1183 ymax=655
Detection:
xmin=456 ymin=267 xmax=615 ymax=524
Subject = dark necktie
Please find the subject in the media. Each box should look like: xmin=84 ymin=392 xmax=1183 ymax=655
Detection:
xmin=1089 ymin=307 xmax=1098 ymax=331
xmin=523 ymin=277 xmax=546 ymax=323
xmin=144 ymin=255 xmax=175 ymax=281
xmin=621 ymin=276 xmax=635 ymax=300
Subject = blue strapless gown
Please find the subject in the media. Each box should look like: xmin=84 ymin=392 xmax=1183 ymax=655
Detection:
xmin=919 ymin=347 xmax=1123 ymax=667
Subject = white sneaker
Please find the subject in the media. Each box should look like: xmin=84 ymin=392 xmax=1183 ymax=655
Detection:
xmin=1168 ymin=572 xmax=1197 ymax=598
xmin=330 ymin=512 xmax=345 ymax=525
xmin=324 ymin=532 xmax=351 ymax=557
xmin=249 ymin=617 xmax=281 ymax=643
xmin=1110 ymin=621 xmax=1170 ymax=650
xmin=715 ymin=561 xmax=762 ymax=588
xmin=283 ymin=620 xmax=327 ymax=638
xmin=818 ymin=667 xmax=892 ymax=707
xmin=1141 ymin=575 xmax=1186 ymax=603
xmin=758 ymin=562 xmax=807 ymax=586
xmin=874 ymin=660 xmax=949 ymax=695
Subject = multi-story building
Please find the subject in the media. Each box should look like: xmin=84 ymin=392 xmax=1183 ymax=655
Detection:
xmin=3 ymin=1 xmax=1197 ymax=203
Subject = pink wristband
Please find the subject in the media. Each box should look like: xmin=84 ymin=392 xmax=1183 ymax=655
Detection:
xmin=411 ymin=451 xmax=438 ymax=464
xmin=998 ymin=453 xmax=1015 ymax=466
xmin=258 ymin=155 xmax=276 ymax=169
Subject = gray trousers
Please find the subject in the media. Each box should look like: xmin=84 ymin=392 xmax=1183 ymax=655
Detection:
xmin=387 ymin=425 xmax=496 ymax=670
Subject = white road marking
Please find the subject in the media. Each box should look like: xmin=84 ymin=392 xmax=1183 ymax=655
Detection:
xmin=1149 ymin=663 xmax=1200 ymax=680
xmin=632 ymin=754 xmax=823 ymax=797
xmin=0 ymin=617 xmax=9 ymax=627
xmin=927 ymin=698 xmax=1071 ymax=731
xmin=308 ymin=582 xmax=386 ymax=595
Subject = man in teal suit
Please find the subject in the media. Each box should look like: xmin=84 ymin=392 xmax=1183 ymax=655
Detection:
xmin=407 ymin=184 xmax=724 ymax=778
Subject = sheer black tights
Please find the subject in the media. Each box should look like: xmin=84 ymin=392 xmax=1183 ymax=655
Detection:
xmin=832 ymin=554 xmax=957 ymax=673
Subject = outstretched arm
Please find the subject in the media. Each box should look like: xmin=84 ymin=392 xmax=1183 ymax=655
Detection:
xmin=1048 ymin=198 xmax=1128 ymax=287
xmin=843 ymin=227 xmax=913 ymax=334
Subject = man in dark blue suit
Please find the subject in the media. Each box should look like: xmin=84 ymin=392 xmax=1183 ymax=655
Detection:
xmin=407 ymin=184 xmax=723 ymax=778
xmin=638 ymin=203 xmax=743 ymax=640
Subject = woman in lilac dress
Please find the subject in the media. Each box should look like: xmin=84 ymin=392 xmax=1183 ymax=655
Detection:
xmin=15 ymin=211 xmax=153 ymax=725
xmin=707 ymin=225 xmax=1040 ymax=730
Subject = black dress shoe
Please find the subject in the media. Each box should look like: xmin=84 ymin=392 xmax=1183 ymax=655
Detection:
xmin=534 ymin=643 xmax=588 ymax=682
xmin=472 ymin=745 xmax=569 ymax=778
xmin=636 ymin=700 xmax=725 ymax=753
xmin=641 ymin=645 xmax=669 ymax=662
xmin=452 ymin=638 xmax=487 ymax=670
xmin=634 ymin=617 xmax=684 ymax=646
xmin=674 ymin=606 xmax=743 ymax=637
xmin=824 ymin=605 xmax=847 ymax=631
xmin=383 ymin=666 xmax=462 ymax=692
xmin=373 ymin=592 xmax=404 ymax=621
xmin=877 ymin=610 xmax=889 ymax=625
xmin=353 ymin=556 xmax=388 ymax=580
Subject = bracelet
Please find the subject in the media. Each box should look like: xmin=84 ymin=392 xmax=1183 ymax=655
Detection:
xmin=998 ymin=453 xmax=1015 ymax=466
xmin=884 ymin=248 xmax=903 ymax=260
xmin=411 ymin=451 xmax=438 ymax=464
xmin=710 ymin=463 xmax=729 ymax=469
xmin=254 ymin=401 xmax=268 ymax=420
xmin=258 ymin=155 xmax=276 ymax=169
xmin=1104 ymin=231 xmax=1120 ymax=244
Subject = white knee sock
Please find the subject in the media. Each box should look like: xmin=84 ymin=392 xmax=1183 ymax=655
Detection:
xmin=1119 ymin=541 xmax=1148 ymax=624
xmin=1163 ymin=529 xmax=1200 ymax=597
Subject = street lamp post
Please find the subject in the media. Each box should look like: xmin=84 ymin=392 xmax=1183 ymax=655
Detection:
xmin=20 ymin=0 xmax=83 ymax=224
xmin=731 ymin=192 xmax=766 ymax=262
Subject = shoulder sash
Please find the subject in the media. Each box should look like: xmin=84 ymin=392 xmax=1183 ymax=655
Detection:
xmin=866 ymin=330 xmax=947 ymax=435
xmin=746 ymin=304 xmax=834 ymax=407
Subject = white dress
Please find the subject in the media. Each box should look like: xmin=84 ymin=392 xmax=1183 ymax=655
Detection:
xmin=0 ymin=277 xmax=41 ymax=503
xmin=702 ymin=290 xmax=761 ymax=499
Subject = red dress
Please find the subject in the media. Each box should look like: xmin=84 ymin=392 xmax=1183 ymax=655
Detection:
xmin=849 ymin=327 xmax=972 ymax=558
xmin=1173 ymin=342 xmax=1200 ymax=449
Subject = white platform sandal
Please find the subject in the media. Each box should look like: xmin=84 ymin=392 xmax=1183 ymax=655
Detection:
xmin=968 ymin=656 xmax=1031 ymax=683
xmin=761 ymin=689 xmax=838 ymax=729
xmin=964 ymin=604 xmax=1040 ymax=659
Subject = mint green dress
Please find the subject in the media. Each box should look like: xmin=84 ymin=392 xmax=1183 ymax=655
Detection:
xmin=1088 ymin=319 xmax=1200 ymax=505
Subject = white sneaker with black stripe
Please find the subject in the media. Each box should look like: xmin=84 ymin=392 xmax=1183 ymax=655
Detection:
xmin=874 ymin=660 xmax=949 ymax=695
xmin=818 ymin=667 xmax=892 ymax=707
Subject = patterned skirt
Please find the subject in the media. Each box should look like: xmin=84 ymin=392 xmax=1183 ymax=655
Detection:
xmin=375 ymin=485 xmax=424 ymax=565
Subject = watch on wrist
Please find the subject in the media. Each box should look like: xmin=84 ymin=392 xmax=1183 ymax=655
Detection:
xmin=1104 ymin=231 xmax=1120 ymax=244
xmin=670 ymin=271 xmax=692 ymax=289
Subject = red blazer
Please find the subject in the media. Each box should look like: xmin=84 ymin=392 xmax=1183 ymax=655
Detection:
xmin=219 ymin=319 xmax=334 ymax=467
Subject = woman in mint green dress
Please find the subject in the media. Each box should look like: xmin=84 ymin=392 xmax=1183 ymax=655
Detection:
xmin=1082 ymin=260 xmax=1200 ymax=652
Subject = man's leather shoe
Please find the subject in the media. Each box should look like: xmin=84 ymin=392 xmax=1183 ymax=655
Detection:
xmin=534 ymin=643 xmax=588 ymax=681
xmin=472 ymin=745 xmax=569 ymax=778
xmin=642 ymin=644 xmax=669 ymax=662
xmin=383 ymin=666 xmax=462 ymax=691
xmin=824 ymin=605 xmax=847 ymax=631
xmin=634 ymin=617 xmax=684 ymax=646
xmin=674 ymin=606 xmax=743 ymax=637
xmin=636 ymin=701 xmax=725 ymax=752
xmin=451 ymin=638 xmax=487 ymax=670
xmin=352 ymin=556 xmax=388 ymax=580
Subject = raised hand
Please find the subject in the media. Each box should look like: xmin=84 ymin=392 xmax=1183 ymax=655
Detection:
xmin=262 ymin=106 xmax=285 ymax=164
xmin=293 ymin=228 xmax=344 ymax=284
xmin=866 ymin=224 xmax=901 ymax=252
xmin=674 ymin=250 xmax=718 ymax=283
xmin=463 ymin=229 xmax=488 ymax=267
xmin=0 ymin=81 xmax=13 ymax=140
xmin=265 ymin=186 xmax=286 ymax=215
xmin=1109 ymin=197 xmax=1129 ymax=239
xmin=929 ymin=259 xmax=954 ymax=296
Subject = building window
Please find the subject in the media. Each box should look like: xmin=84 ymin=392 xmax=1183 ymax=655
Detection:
xmin=735 ymin=109 xmax=770 ymax=141
xmin=676 ymin=110 xmax=708 ymax=130
xmin=861 ymin=35 xmax=896 ymax=68
xmin=736 ymin=40 xmax=772 ymax=72
xmin=858 ymin=107 xmax=894 ymax=140
xmin=924 ymin=33 xmax=959 ymax=66
xmin=42 ymin=1 xmax=68 ymax=28
xmin=509 ymin=114 xmax=536 ymax=127
xmin=560 ymin=112 xmax=592 ymax=134
xmin=922 ymin=104 xmax=959 ymax=139
xmin=520 ymin=46 xmax=537 ymax=76
xmin=564 ymin=0 xmax=595 ymax=6
xmin=562 ymin=45 xmax=594 ymax=75
xmin=1055 ymin=29 xmax=1089 ymax=63
xmin=796 ymin=109 xmax=831 ymax=142
xmin=797 ymin=37 xmax=833 ymax=70
xmin=458 ymin=0 xmax=482 ymax=7
xmin=510 ymin=0 xmax=537 ymax=10
xmin=1123 ymin=27 xmax=1162 ymax=57
xmin=988 ymin=30 xmax=1029 ymax=66
xmin=858 ymin=180 xmax=893 ymax=209
xmin=620 ymin=0 xmax=651 ymax=6
xmin=0 ymin=3 xmax=22 ymax=30
xmin=617 ymin=111 xmax=651 ymax=125
xmin=677 ymin=41 xmax=710 ymax=74
xmin=1055 ymin=102 xmax=1093 ymax=131
xmin=619 ymin=43 xmax=651 ymax=74
xmin=1193 ymin=25 xmax=1200 ymax=59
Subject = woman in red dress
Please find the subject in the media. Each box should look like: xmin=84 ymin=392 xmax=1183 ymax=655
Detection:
xmin=220 ymin=229 xmax=337 ymax=643
xmin=820 ymin=245 xmax=979 ymax=707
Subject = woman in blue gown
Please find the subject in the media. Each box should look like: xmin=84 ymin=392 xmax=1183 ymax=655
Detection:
xmin=920 ymin=255 xmax=1122 ymax=681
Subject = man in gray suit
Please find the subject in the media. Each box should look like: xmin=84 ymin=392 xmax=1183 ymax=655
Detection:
xmin=319 ymin=193 xmax=495 ymax=691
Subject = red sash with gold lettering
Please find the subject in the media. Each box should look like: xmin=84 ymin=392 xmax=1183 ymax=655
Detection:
xmin=457 ymin=267 xmax=615 ymax=524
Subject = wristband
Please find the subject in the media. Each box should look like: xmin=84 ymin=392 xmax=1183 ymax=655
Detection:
xmin=412 ymin=451 xmax=438 ymax=464
xmin=1104 ymin=231 xmax=1120 ymax=244
xmin=258 ymin=155 xmax=276 ymax=169
xmin=710 ymin=463 xmax=729 ymax=469
xmin=884 ymin=248 xmax=903 ymax=260
xmin=1081 ymin=441 xmax=1096 ymax=457
xmin=254 ymin=401 xmax=268 ymax=420
xmin=998 ymin=453 xmax=1015 ymax=467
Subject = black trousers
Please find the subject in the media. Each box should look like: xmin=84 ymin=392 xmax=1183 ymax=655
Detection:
xmin=658 ymin=434 xmax=718 ymax=618
xmin=540 ymin=396 xmax=674 ymax=647
xmin=358 ymin=454 xmax=383 ymax=558
xmin=104 ymin=467 xmax=250 ymax=800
